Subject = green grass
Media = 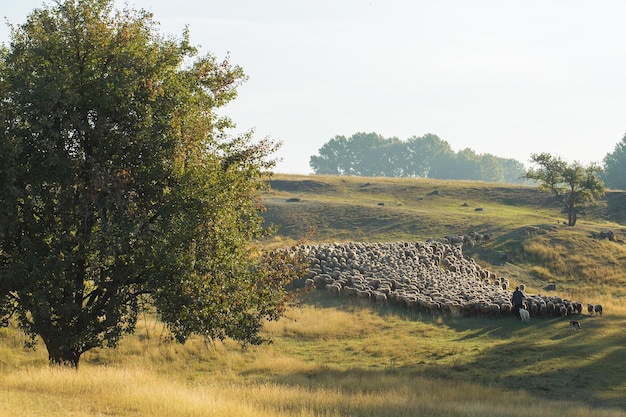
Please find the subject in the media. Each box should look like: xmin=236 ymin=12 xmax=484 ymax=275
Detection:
xmin=2 ymin=294 xmax=626 ymax=416
xmin=263 ymin=175 xmax=567 ymax=243
xmin=2 ymin=174 xmax=626 ymax=416
xmin=264 ymin=174 xmax=626 ymax=299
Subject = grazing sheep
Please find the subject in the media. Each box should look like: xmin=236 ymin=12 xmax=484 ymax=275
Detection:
xmin=326 ymin=282 xmax=341 ymax=294
xmin=356 ymin=289 xmax=371 ymax=299
xmin=525 ymin=226 xmax=540 ymax=236
xmin=374 ymin=291 xmax=388 ymax=305
xmin=342 ymin=286 xmax=358 ymax=297
xmin=500 ymin=303 xmax=512 ymax=314
xmin=519 ymin=308 xmax=530 ymax=323
xmin=295 ymin=240 xmax=585 ymax=321
xmin=572 ymin=302 xmax=583 ymax=315
xmin=594 ymin=304 xmax=603 ymax=317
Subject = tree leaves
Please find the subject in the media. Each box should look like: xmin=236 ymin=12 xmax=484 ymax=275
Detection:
xmin=309 ymin=132 xmax=527 ymax=183
xmin=0 ymin=0 xmax=293 ymax=366
xmin=525 ymin=153 xmax=605 ymax=226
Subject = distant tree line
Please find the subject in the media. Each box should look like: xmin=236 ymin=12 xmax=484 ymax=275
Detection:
xmin=602 ymin=133 xmax=626 ymax=191
xmin=309 ymin=132 xmax=527 ymax=184
xmin=310 ymin=132 xmax=626 ymax=189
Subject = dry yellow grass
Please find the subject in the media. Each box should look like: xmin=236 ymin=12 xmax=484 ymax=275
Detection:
xmin=1 ymin=304 xmax=626 ymax=417
xmin=2 ymin=175 xmax=626 ymax=416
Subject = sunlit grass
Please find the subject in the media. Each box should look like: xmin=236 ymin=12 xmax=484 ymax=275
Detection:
xmin=2 ymin=298 xmax=626 ymax=417
xmin=2 ymin=175 xmax=626 ymax=416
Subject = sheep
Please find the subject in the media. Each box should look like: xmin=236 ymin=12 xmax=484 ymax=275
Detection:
xmin=356 ymin=289 xmax=371 ymax=299
xmin=484 ymin=303 xmax=501 ymax=318
xmin=500 ymin=303 xmax=512 ymax=314
xmin=296 ymin=240 xmax=583 ymax=320
xmin=519 ymin=308 xmax=530 ymax=323
xmin=525 ymin=226 xmax=540 ymax=236
xmin=342 ymin=286 xmax=358 ymax=297
xmin=572 ymin=302 xmax=583 ymax=315
xmin=374 ymin=291 xmax=388 ymax=305
xmin=326 ymin=282 xmax=342 ymax=295
xmin=594 ymin=304 xmax=603 ymax=317
xmin=313 ymin=274 xmax=327 ymax=288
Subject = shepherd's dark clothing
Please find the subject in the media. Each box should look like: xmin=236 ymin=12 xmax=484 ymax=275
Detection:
xmin=511 ymin=289 xmax=524 ymax=318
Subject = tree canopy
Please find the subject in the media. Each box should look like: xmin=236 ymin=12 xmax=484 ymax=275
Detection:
xmin=309 ymin=132 xmax=527 ymax=183
xmin=525 ymin=153 xmax=605 ymax=226
xmin=0 ymin=0 xmax=299 ymax=367
xmin=602 ymin=133 xmax=626 ymax=190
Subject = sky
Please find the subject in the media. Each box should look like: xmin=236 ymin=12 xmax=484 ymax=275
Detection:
xmin=2 ymin=1 xmax=626 ymax=174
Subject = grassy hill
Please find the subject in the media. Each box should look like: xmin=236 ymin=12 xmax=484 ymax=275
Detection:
xmin=1 ymin=174 xmax=626 ymax=416
xmin=263 ymin=174 xmax=626 ymax=299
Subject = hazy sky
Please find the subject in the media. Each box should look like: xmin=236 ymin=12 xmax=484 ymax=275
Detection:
xmin=3 ymin=1 xmax=626 ymax=174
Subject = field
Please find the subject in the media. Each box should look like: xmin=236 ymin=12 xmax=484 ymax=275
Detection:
xmin=2 ymin=174 xmax=626 ymax=416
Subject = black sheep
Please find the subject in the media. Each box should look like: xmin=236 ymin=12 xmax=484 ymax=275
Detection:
xmin=594 ymin=304 xmax=603 ymax=317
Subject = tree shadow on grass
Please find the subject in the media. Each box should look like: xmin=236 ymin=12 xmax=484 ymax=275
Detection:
xmin=301 ymin=292 xmax=626 ymax=410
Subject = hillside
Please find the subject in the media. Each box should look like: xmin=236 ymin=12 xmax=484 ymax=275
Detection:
xmin=2 ymin=173 xmax=626 ymax=416
xmin=262 ymin=174 xmax=626 ymax=300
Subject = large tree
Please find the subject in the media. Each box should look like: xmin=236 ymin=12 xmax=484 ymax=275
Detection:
xmin=403 ymin=134 xmax=455 ymax=178
xmin=525 ymin=153 xmax=605 ymax=226
xmin=0 ymin=0 xmax=299 ymax=367
xmin=308 ymin=135 xmax=350 ymax=175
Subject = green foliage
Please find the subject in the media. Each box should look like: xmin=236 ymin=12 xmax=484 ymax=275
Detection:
xmin=603 ymin=132 xmax=626 ymax=190
xmin=404 ymin=133 xmax=455 ymax=178
xmin=0 ymin=0 xmax=294 ymax=366
xmin=525 ymin=153 xmax=605 ymax=226
xmin=309 ymin=132 xmax=528 ymax=183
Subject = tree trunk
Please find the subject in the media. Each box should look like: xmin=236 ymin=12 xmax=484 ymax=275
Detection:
xmin=42 ymin=337 xmax=81 ymax=368
xmin=568 ymin=203 xmax=577 ymax=226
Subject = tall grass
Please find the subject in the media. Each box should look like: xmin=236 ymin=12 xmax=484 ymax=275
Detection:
xmin=2 ymin=175 xmax=626 ymax=416
xmin=2 ymin=294 xmax=626 ymax=416
xmin=5 ymin=365 xmax=623 ymax=417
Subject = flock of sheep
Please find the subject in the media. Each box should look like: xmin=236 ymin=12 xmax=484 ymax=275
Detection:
xmin=294 ymin=240 xmax=601 ymax=321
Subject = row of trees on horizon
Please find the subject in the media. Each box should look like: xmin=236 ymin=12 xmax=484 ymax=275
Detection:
xmin=309 ymin=132 xmax=626 ymax=189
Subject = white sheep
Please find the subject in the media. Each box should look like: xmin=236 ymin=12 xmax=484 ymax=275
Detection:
xmin=519 ymin=308 xmax=530 ymax=323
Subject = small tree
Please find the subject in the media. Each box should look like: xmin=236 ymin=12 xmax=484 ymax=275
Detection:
xmin=525 ymin=153 xmax=605 ymax=226
xmin=0 ymin=0 xmax=301 ymax=367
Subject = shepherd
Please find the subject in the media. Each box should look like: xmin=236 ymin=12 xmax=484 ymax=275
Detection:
xmin=511 ymin=286 xmax=525 ymax=318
